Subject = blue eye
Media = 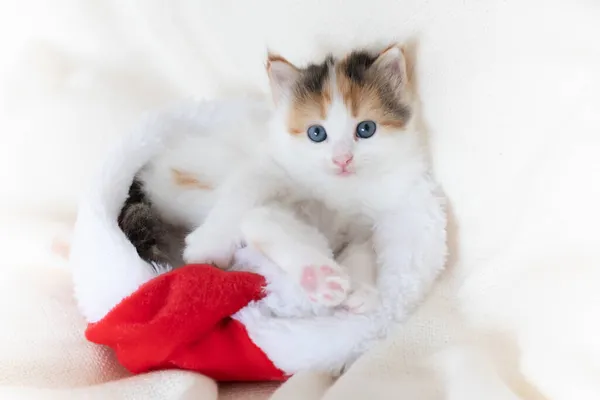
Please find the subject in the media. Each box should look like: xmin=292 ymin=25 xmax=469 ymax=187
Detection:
xmin=356 ymin=120 xmax=377 ymax=139
xmin=307 ymin=125 xmax=327 ymax=143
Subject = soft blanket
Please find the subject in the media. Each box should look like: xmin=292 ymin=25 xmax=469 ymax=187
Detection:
xmin=1 ymin=0 xmax=599 ymax=399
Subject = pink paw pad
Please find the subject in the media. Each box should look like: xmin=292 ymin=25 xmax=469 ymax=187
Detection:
xmin=299 ymin=264 xmax=350 ymax=307
xmin=300 ymin=266 xmax=318 ymax=292
xmin=320 ymin=265 xmax=335 ymax=274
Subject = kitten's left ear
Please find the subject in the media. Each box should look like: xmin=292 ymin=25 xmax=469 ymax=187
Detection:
xmin=372 ymin=44 xmax=408 ymax=87
xmin=266 ymin=53 xmax=300 ymax=104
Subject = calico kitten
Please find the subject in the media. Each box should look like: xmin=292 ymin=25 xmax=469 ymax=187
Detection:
xmin=182 ymin=45 xmax=444 ymax=314
xmin=117 ymin=45 xmax=444 ymax=315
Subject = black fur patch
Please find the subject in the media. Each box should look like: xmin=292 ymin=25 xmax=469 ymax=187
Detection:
xmin=294 ymin=55 xmax=334 ymax=98
xmin=118 ymin=178 xmax=176 ymax=268
xmin=343 ymin=51 xmax=377 ymax=84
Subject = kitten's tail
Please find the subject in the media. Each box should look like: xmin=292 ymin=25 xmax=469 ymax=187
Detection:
xmin=70 ymin=98 xmax=267 ymax=323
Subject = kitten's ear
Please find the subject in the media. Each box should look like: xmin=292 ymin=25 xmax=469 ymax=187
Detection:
xmin=267 ymin=53 xmax=300 ymax=104
xmin=372 ymin=44 xmax=408 ymax=87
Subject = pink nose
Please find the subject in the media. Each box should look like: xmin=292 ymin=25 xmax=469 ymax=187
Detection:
xmin=332 ymin=154 xmax=354 ymax=167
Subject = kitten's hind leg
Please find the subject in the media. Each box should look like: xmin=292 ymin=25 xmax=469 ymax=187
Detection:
xmin=240 ymin=206 xmax=350 ymax=307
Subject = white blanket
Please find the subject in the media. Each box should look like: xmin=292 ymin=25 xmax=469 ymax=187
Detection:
xmin=1 ymin=0 xmax=599 ymax=399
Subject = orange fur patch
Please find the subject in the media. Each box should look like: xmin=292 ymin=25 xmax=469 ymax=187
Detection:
xmin=171 ymin=169 xmax=212 ymax=190
xmin=288 ymin=87 xmax=332 ymax=135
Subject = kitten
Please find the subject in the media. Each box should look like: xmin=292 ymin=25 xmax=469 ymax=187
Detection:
xmin=183 ymin=45 xmax=445 ymax=314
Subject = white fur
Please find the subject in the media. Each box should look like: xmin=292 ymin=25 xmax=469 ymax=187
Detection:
xmin=240 ymin=204 xmax=378 ymax=310
xmin=240 ymin=204 xmax=353 ymax=307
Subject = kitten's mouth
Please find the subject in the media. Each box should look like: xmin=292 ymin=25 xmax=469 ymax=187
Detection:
xmin=335 ymin=168 xmax=355 ymax=177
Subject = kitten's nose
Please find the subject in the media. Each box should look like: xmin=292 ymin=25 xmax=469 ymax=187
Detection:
xmin=332 ymin=153 xmax=354 ymax=167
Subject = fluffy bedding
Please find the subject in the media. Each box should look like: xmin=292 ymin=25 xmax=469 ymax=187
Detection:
xmin=2 ymin=0 xmax=600 ymax=399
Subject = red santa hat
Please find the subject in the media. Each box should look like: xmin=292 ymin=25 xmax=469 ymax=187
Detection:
xmin=69 ymin=98 xmax=414 ymax=381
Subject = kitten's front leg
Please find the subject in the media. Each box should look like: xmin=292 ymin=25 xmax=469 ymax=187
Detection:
xmin=338 ymin=239 xmax=380 ymax=314
xmin=183 ymin=203 xmax=244 ymax=268
xmin=183 ymin=164 xmax=281 ymax=268
xmin=372 ymin=189 xmax=447 ymax=318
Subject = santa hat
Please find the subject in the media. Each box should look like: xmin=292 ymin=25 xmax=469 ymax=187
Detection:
xmin=69 ymin=97 xmax=429 ymax=381
xmin=85 ymin=263 xmax=284 ymax=381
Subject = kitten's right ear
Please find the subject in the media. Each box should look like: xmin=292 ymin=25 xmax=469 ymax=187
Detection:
xmin=372 ymin=44 xmax=408 ymax=88
xmin=266 ymin=53 xmax=300 ymax=104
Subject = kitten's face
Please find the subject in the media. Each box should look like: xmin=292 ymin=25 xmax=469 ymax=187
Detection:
xmin=267 ymin=46 xmax=419 ymax=183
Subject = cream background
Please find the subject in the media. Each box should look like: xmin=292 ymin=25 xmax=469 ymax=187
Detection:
xmin=1 ymin=0 xmax=599 ymax=399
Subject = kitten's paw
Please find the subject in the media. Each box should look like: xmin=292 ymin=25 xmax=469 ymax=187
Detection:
xmin=300 ymin=264 xmax=351 ymax=307
xmin=343 ymin=284 xmax=379 ymax=314
xmin=183 ymin=227 xmax=237 ymax=269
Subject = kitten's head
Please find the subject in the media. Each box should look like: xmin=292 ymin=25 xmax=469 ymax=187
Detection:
xmin=266 ymin=45 xmax=421 ymax=184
